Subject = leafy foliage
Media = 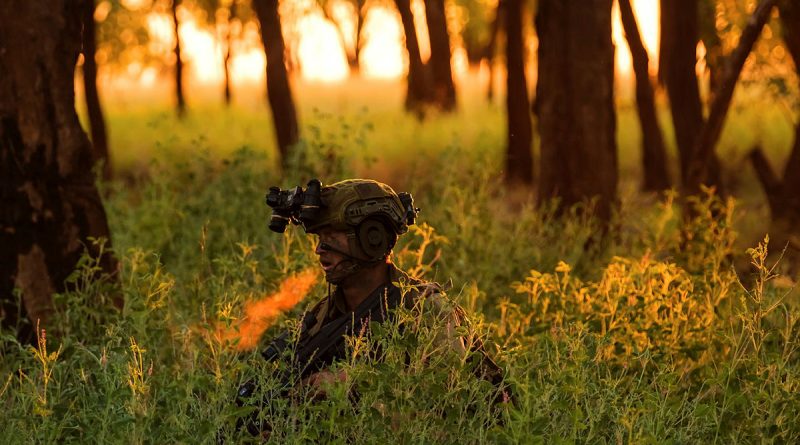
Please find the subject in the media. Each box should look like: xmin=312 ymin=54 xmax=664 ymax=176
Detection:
xmin=2 ymin=148 xmax=799 ymax=443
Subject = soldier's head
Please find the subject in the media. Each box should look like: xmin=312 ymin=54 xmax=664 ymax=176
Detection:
xmin=266 ymin=179 xmax=418 ymax=284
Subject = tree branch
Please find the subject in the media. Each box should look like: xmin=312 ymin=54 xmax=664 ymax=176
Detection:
xmin=685 ymin=0 xmax=778 ymax=193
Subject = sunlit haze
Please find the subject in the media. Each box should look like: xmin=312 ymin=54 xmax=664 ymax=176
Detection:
xmin=296 ymin=12 xmax=350 ymax=82
xmin=613 ymin=0 xmax=660 ymax=78
xmin=96 ymin=0 xmax=660 ymax=88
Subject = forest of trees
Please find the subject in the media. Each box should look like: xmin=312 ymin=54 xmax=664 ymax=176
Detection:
xmin=2 ymin=0 xmax=800 ymax=336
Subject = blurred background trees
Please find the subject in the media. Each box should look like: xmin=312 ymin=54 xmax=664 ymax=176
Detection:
xmin=659 ymin=0 xmax=724 ymax=193
xmin=395 ymin=0 xmax=434 ymax=114
xmin=423 ymin=0 xmax=457 ymax=111
xmin=619 ymin=0 xmax=670 ymax=192
xmin=253 ymin=0 xmax=298 ymax=166
xmin=750 ymin=0 xmax=800 ymax=253
xmin=171 ymin=0 xmax=187 ymax=116
xmin=82 ymin=0 xmax=112 ymax=181
xmin=503 ymin=0 xmax=533 ymax=185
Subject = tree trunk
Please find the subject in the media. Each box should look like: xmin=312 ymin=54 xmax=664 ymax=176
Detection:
xmin=0 ymin=0 xmax=118 ymax=341
xmin=699 ymin=0 xmax=724 ymax=103
xmin=504 ymin=0 xmax=532 ymax=185
xmin=395 ymin=0 xmax=433 ymax=115
xmin=779 ymin=0 xmax=800 ymax=199
xmin=81 ymin=0 xmax=111 ymax=181
xmin=485 ymin=0 xmax=504 ymax=102
xmin=353 ymin=0 xmax=365 ymax=72
xmin=535 ymin=0 xmax=617 ymax=221
xmin=172 ymin=0 xmax=186 ymax=117
xmin=749 ymin=0 xmax=800 ymax=255
xmin=749 ymin=135 xmax=800 ymax=252
xmin=685 ymin=0 xmax=778 ymax=195
xmin=253 ymin=0 xmax=299 ymax=164
xmin=781 ymin=126 xmax=800 ymax=202
xmin=423 ymin=0 xmax=456 ymax=111
xmin=619 ymin=0 xmax=670 ymax=191
xmin=223 ymin=1 xmax=236 ymax=105
xmin=659 ymin=0 xmax=722 ymax=191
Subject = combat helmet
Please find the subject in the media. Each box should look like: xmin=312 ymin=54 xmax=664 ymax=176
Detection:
xmin=265 ymin=178 xmax=418 ymax=263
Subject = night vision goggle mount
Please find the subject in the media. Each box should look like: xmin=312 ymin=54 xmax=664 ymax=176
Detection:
xmin=265 ymin=179 xmax=418 ymax=236
xmin=265 ymin=179 xmax=324 ymax=233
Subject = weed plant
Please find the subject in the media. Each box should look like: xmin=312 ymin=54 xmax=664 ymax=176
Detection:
xmin=1 ymin=145 xmax=799 ymax=443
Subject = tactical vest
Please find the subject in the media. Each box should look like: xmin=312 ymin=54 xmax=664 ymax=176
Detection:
xmin=294 ymin=265 xmax=507 ymax=397
xmin=236 ymin=266 xmax=510 ymax=435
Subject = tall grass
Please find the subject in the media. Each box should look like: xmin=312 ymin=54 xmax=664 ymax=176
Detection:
xmin=2 ymin=139 xmax=798 ymax=443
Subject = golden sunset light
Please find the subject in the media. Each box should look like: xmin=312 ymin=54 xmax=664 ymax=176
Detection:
xmin=99 ymin=0 xmax=654 ymax=88
xmin=9 ymin=0 xmax=800 ymax=438
xmin=613 ymin=0 xmax=660 ymax=78
xmin=360 ymin=5 xmax=407 ymax=78
xmin=296 ymin=12 xmax=350 ymax=82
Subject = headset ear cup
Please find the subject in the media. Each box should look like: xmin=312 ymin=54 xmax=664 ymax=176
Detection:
xmin=357 ymin=219 xmax=389 ymax=260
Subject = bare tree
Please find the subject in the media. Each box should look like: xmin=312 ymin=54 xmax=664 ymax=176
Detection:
xmin=685 ymin=0 xmax=778 ymax=194
xmin=82 ymin=0 xmax=112 ymax=180
xmin=253 ymin=0 xmax=299 ymax=164
xmin=535 ymin=0 xmax=617 ymax=221
xmin=619 ymin=0 xmax=670 ymax=191
xmin=504 ymin=0 xmax=533 ymax=185
xmin=1 ymin=0 xmax=118 ymax=340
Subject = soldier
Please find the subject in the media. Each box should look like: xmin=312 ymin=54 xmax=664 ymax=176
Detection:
xmin=236 ymin=178 xmax=506 ymax=434
xmin=291 ymin=179 xmax=461 ymax=392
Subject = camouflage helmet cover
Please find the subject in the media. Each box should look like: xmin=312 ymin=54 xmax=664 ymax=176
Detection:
xmin=303 ymin=179 xmax=410 ymax=235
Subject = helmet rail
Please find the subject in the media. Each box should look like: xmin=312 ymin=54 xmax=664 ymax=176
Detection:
xmin=265 ymin=178 xmax=418 ymax=238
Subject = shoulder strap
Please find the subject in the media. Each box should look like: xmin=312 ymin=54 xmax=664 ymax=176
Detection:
xmin=303 ymin=295 xmax=331 ymax=338
xmin=293 ymin=284 xmax=402 ymax=378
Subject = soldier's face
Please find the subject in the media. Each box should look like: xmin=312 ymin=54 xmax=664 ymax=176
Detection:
xmin=314 ymin=228 xmax=352 ymax=281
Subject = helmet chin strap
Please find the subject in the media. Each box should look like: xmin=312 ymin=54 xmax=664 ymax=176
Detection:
xmin=318 ymin=240 xmax=384 ymax=285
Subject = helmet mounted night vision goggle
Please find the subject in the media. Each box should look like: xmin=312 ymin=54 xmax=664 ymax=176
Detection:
xmin=265 ymin=179 xmax=419 ymax=237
